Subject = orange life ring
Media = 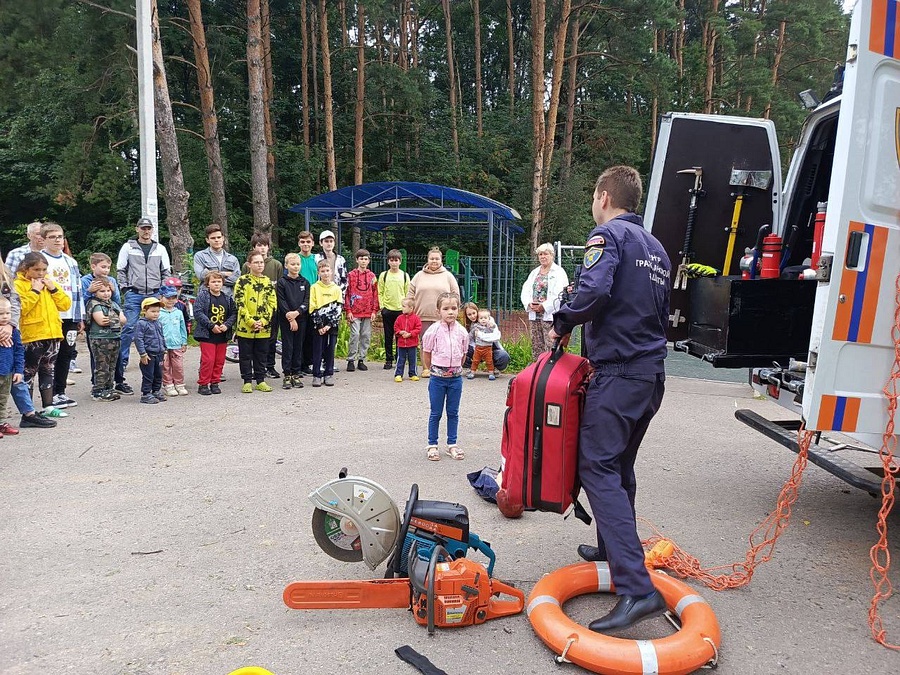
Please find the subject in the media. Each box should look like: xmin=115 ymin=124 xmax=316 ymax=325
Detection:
xmin=527 ymin=562 xmax=720 ymax=675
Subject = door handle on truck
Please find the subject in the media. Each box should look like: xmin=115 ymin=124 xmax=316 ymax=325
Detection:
xmin=845 ymin=230 xmax=865 ymax=269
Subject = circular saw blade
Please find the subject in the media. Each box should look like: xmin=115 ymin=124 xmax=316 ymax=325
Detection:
xmin=311 ymin=507 xmax=364 ymax=563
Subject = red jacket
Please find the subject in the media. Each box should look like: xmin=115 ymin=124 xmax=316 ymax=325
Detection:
xmin=345 ymin=268 xmax=379 ymax=318
xmin=394 ymin=312 xmax=422 ymax=348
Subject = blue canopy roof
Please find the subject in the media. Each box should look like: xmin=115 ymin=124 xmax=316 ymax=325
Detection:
xmin=288 ymin=181 xmax=524 ymax=234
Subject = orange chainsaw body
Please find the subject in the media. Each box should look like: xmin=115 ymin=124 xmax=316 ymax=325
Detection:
xmin=283 ymin=557 xmax=524 ymax=630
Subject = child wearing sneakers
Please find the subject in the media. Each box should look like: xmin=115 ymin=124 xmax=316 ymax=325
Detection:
xmin=134 ymin=297 xmax=166 ymax=404
xmin=85 ymin=278 xmax=125 ymax=402
xmin=394 ymin=297 xmax=421 ymax=382
xmin=13 ymin=252 xmax=72 ymax=418
xmin=234 ymin=250 xmax=277 ymax=392
xmin=277 ymin=252 xmax=310 ymax=389
xmin=344 ymin=249 xmax=379 ymax=372
xmin=467 ymin=308 xmax=502 ymax=381
xmin=422 ymin=292 xmax=469 ymax=462
xmin=194 ymin=271 xmax=236 ymax=395
xmin=159 ymin=287 xmax=189 ymax=396
xmin=0 ymin=296 xmax=56 ymax=432
xmin=309 ymin=259 xmax=342 ymax=387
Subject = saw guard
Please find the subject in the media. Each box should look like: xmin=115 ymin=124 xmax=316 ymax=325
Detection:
xmin=309 ymin=476 xmax=400 ymax=570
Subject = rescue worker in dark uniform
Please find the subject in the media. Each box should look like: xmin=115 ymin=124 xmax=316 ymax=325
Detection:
xmin=549 ymin=165 xmax=671 ymax=633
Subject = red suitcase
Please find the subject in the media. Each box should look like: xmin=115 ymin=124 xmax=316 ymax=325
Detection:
xmin=497 ymin=346 xmax=592 ymax=518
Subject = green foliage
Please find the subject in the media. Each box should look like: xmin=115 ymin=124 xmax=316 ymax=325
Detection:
xmin=0 ymin=0 xmax=850 ymax=260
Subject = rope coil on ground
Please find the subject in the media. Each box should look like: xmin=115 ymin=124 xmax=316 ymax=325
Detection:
xmin=641 ymin=269 xmax=900 ymax=650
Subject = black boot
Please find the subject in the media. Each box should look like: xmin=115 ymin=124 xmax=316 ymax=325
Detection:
xmin=588 ymin=591 xmax=666 ymax=633
xmin=577 ymin=544 xmax=606 ymax=562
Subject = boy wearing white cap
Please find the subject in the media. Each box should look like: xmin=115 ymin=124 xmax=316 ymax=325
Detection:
xmin=314 ymin=230 xmax=348 ymax=293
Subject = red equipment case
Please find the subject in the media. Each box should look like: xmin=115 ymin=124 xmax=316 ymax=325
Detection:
xmin=497 ymin=347 xmax=592 ymax=518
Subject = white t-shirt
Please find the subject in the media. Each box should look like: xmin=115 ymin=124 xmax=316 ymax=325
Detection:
xmin=42 ymin=252 xmax=75 ymax=320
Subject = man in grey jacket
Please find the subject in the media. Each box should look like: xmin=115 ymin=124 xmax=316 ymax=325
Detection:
xmin=115 ymin=218 xmax=172 ymax=394
xmin=192 ymin=223 xmax=240 ymax=295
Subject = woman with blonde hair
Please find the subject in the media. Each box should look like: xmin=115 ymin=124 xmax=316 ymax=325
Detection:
xmin=407 ymin=247 xmax=459 ymax=377
xmin=521 ymin=242 xmax=569 ymax=361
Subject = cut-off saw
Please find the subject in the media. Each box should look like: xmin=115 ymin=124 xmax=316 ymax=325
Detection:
xmin=309 ymin=468 xmax=496 ymax=577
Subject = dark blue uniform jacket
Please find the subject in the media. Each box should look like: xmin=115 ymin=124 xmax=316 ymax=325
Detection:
xmin=554 ymin=213 xmax=671 ymax=376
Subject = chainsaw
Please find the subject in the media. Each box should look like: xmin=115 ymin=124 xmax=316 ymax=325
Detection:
xmin=284 ymin=543 xmax=524 ymax=635
xmin=309 ymin=469 xmax=496 ymax=577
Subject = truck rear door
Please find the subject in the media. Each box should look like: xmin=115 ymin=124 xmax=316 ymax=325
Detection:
xmin=804 ymin=0 xmax=900 ymax=442
xmin=645 ymin=113 xmax=782 ymax=341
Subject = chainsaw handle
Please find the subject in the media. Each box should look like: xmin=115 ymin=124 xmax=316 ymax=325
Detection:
xmin=482 ymin=578 xmax=525 ymax=621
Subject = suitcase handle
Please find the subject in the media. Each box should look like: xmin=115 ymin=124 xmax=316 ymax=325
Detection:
xmin=548 ymin=339 xmax=566 ymax=364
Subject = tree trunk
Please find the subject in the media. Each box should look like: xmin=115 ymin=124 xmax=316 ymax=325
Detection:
xmin=261 ymin=0 xmax=278 ymax=238
xmin=338 ymin=0 xmax=348 ymax=49
xmin=300 ymin=0 xmax=310 ymax=158
xmin=247 ymin=0 xmax=271 ymax=234
xmin=319 ymin=0 xmax=337 ymax=192
xmin=651 ymin=28 xmax=660 ymax=155
xmin=703 ymin=0 xmax=719 ymax=114
xmin=541 ymin=0 xmax=571 ymax=193
xmin=561 ymin=12 xmax=580 ymax=181
xmin=473 ymin=0 xmax=483 ymax=137
xmin=506 ymin=0 xmax=515 ymax=117
xmin=764 ymin=19 xmax=786 ymax=119
xmin=150 ymin=0 xmax=192 ymax=268
xmin=186 ymin=0 xmax=227 ymax=236
xmin=441 ymin=0 xmax=459 ymax=167
xmin=311 ymin=6 xmax=320 ymax=147
xmin=399 ymin=0 xmax=409 ymax=71
xmin=530 ymin=0 xmax=546 ymax=253
xmin=410 ymin=7 xmax=419 ymax=69
xmin=353 ymin=1 xmax=366 ymax=253
xmin=745 ymin=0 xmax=767 ymax=112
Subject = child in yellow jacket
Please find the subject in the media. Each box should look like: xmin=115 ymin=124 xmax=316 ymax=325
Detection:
xmin=13 ymin=252 xmax=72 ymax=414
xmin=233 ymin=250 xmax=277 ymax=392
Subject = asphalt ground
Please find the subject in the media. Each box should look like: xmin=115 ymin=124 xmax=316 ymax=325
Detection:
xmin=1 ymin=346 xmax=898 ymax=675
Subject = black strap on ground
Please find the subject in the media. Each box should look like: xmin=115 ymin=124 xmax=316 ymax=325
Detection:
xmin=395 ymin=645 xmax=449 ymax=675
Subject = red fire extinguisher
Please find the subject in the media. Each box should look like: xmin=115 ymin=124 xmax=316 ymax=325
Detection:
xmin=739 ymin=248 xmax=755 ymax=279
xmin=760 ymin=234 xmax=782 ymax=279
xmin=811 ymin=201 xmax=827 ymax=270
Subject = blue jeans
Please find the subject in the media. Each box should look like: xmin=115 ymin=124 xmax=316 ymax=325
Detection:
xmin=427 ymin=374 xmax=462 ymax=446
xmin=395 ymin=346 xmax=417 ymax=377
xmin=119 ymin=291 xmax=154 ymax=380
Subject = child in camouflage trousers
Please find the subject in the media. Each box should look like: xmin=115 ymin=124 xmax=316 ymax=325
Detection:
xmin=86 ymin=278 xmax=126 ymax=402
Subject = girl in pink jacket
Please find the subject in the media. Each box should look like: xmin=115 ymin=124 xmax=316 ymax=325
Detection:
xmin=421 ymin=292 xmax=469 ymax=462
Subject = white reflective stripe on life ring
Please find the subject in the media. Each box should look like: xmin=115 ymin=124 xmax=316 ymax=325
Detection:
xmin=636 ymin=639 xmax=659 ymax=674
xmin=674 ymin=593 xmax=706 ymax=618
xmin=526 ymin=594 xmax=560 ymax=617
xmin=595 ymin=561 xmax=612 ymax=591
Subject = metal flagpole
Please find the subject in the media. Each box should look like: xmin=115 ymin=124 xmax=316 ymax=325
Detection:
xmin=136 ymin=0 xmax=158 ymax=239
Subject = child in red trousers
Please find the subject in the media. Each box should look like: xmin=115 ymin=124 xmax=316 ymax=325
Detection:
xmin=193 ymin=272 xmax=236 ymax=395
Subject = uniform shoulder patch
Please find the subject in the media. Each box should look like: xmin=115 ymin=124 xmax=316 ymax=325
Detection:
xmin=586 ymin=234 xmax=606 ymax=247
xmin=583 ymin=246 xmax=604 ymax=269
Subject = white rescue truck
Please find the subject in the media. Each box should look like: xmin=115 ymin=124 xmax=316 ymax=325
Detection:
xmin=644 ymin=0 xmax=899 ymax=494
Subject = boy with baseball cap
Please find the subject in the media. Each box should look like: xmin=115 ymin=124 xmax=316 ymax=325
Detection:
xmin=134 ymin=297 xmax=166 ymax=404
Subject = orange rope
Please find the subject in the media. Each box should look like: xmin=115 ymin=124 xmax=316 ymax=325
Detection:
xmin=642 ymin=427 xmax=812 ymax=591
xmin=641 ymin=269 xmax=900 ymax=650
xmin=867 ymin=270 xmax=900 ymax=650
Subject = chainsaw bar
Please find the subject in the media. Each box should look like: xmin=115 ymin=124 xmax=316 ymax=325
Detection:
xmin=311 ymin=508 xmax=363 ymax=563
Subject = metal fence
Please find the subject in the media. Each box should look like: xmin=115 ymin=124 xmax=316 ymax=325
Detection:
xmin=369 ymin=251 xmax=584 ymax=312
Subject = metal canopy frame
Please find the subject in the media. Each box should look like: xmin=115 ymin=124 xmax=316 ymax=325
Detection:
xmin=288 ymin=182 xmax=523 ymax=309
